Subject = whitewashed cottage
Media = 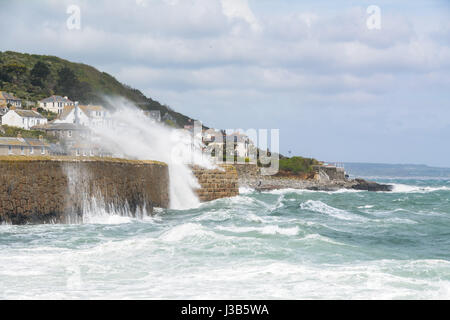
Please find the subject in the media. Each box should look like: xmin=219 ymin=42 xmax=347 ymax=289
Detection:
xmin=1 ymin=109 xmax=48 ymax=130
xmin=39 ymin=95 xmax=74 ymax=114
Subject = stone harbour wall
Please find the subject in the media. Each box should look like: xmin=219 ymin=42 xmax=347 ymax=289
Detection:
xmin=0 ymin=157 xmax=169 ymax=225
xmin=313 ymin=165 xmax=346 ymax=181
xmin=234 ymin=164 xmax=260 ymax=180
xmin=191 ymin=164 xmax=239 ymax=202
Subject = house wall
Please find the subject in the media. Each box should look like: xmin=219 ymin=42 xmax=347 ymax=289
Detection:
xmin=1 ymin=111 xmax=23 ymax=129
xmin=40 ymin=101 xmax=73 ymax=114
xmin=0 ymin=99 xmax=21 ymax=108
xmin=0 ymin=145 xmax=48 ymax=156
xmin=0 ymin=157 xmax=170 ymax=224
xmin=1 ymin=111 xmax=47 ymax=130
xmin=55 ymin=109 xmax=83 ymax=125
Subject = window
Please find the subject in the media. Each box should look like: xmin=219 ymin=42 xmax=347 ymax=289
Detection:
xmin=68 ymin=130 xmax=72 ymax=138
xmin=21 ymin=146 xmax=24 ymax=155
xmin=90 ymin=150 xmax=94 ymax=156
xmin=30 ymin=147 xmax=34 ymax=154
xmin=76 ymin=149 xmax=80 ymax=156
xmin=41 ymin=147 xmax=45 ymax=155
xmin=8 ymin=146 xmax=12 ymax=155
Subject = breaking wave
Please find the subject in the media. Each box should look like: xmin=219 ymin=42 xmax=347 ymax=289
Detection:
xmin=391 ymin=184 xmax=450 ymax=194
xmin=1 ymin=178 xmax=450 ymax=299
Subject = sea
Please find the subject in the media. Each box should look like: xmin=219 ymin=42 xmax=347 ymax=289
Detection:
xmin=1 ymin=168 xmax=450 ymax=299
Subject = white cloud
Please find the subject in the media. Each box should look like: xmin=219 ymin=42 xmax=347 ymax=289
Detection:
xmin=1 ymin=0 xmax=449 ymax=164
xmin=220 ymin=0 xmax=261 ymax=32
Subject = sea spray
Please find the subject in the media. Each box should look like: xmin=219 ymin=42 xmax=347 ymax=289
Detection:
xmin=62 ymin=162 xmax=149 ymax=224
xmin=87 ymin=97 xmax=216 ymax=210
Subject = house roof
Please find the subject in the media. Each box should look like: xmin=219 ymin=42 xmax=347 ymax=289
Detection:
xmin=13 ymin=110 xmax=46 ymax=119
xmin=225 ymin=132 xmax=250 ymax=143
xmin=71 ymin=141 xmax=102 ymax=149
xmin=32 ymin=122 xmax=88 ymax=131
xmin=79 ymin=105 xmax=104 ymax=113
xmin=0 ymin=91 xmax=21 ymax=101
xmin=59 ymin=105 xmax=75 ymax=119
xmin=0 ymin=137 xmax=49 ymax=147
xmin=39 ymin=95 xmax=73 ymax=103
xmin=58 ymin=105 xmax=106 ymax=121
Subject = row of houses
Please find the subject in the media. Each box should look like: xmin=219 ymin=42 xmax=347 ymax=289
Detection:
xmin=1 ymin=91 xmax=254 ymax=160
xmin=182 ymin=124 xmax=256 ymax=160
xmin=0 ymin=134 xmax=50 ymax=156
xmin=1 ymin=92 xmax=74 ymax=114
xmin=0 ymin=91 xmax=169 ymax=158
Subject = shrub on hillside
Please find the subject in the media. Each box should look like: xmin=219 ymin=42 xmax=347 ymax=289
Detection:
xmin=279 ymin=156 xmax=319 ymax=174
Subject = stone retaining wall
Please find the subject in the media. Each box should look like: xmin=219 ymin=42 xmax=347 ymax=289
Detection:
xmin=0 ymin=157 xmax=169 ymax=224
xmin=313 ymin=165 xmax=346 ymax=181
xmin=234 ymin=164 xmax=260 ymax=180
xmin=191 ymin=165 xmax=239 ymax=202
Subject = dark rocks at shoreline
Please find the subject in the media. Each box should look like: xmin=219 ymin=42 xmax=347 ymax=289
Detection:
xmin=349 ymin=179 xmax=393 ymax=192
xmin=235 ymin=164 xmax=393 ymax=193
xmin=244 ymin=176 xmax=393 ymax=193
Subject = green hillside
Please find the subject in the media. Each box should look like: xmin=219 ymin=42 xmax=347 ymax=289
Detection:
xmin=0 ymin=51 xmax=193 ymax=127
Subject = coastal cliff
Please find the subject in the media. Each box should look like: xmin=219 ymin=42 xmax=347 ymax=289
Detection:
xmin=0 ymin=157 xmax=169 ymax=224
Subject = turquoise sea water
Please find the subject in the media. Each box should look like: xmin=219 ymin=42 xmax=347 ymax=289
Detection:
xmin=1 ymin=178 xmax=450 ymax=299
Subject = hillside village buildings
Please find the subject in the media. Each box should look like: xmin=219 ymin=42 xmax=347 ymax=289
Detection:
xmin=0 ymin=92 xmax=234 ymax=160
xmin=39 ymin=95 xmax=74 ymax=114
xmin=0 ymin=91 xmax=21 ymax=108
xmin=54 ymin=105 xmax=110 ymax=127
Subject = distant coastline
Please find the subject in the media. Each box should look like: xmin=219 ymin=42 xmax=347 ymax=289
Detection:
xmin=343 ymin=162 xmax=450 ymax=179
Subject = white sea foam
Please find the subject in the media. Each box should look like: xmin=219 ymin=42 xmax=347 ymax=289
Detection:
xmin=300 ymin=200 xmax=367 ymax=222
xmin=265 ymin=188 xmax=363 ymax=195
xmin=301 ymin=233 xmax=349 ymax=246
xmin=239 ymin=187 xmax=255 ymax=194
xmin=391 ymin=184 xmax=450 ymax=194
xmin=159 ymin=223 xmax=216 ymax=242
xmin=216 ymin=225 xmax=300 ymax=236
xmin=358 ymin=205 xmax=374 ymax=209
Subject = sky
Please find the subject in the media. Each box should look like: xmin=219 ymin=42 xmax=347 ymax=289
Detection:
xmin=0 ymin=0 xmax=449 ymax=166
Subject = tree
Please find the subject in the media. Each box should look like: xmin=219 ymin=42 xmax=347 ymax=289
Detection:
xmin=0 ymin=66 xmax=11 ymax=82
xmin=56 ymin=67 xmax=93 ymax=103
xmin=56 ymin=67 xmax=78 ymax=94
xmin=30 ymin=61 xmax=50 ymax=86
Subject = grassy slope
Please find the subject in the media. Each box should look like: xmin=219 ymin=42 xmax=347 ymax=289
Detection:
xmin=0 ymin=51 xmax=193 ymax=127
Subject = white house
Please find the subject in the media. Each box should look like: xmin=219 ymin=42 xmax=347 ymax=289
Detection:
xmin=39 ymin=96 xmax=74 ymax=114
xmin=2 ymin=109 xmax=48 ymax=130
xmin=54 ymin=105 xmax=109 ymax=127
